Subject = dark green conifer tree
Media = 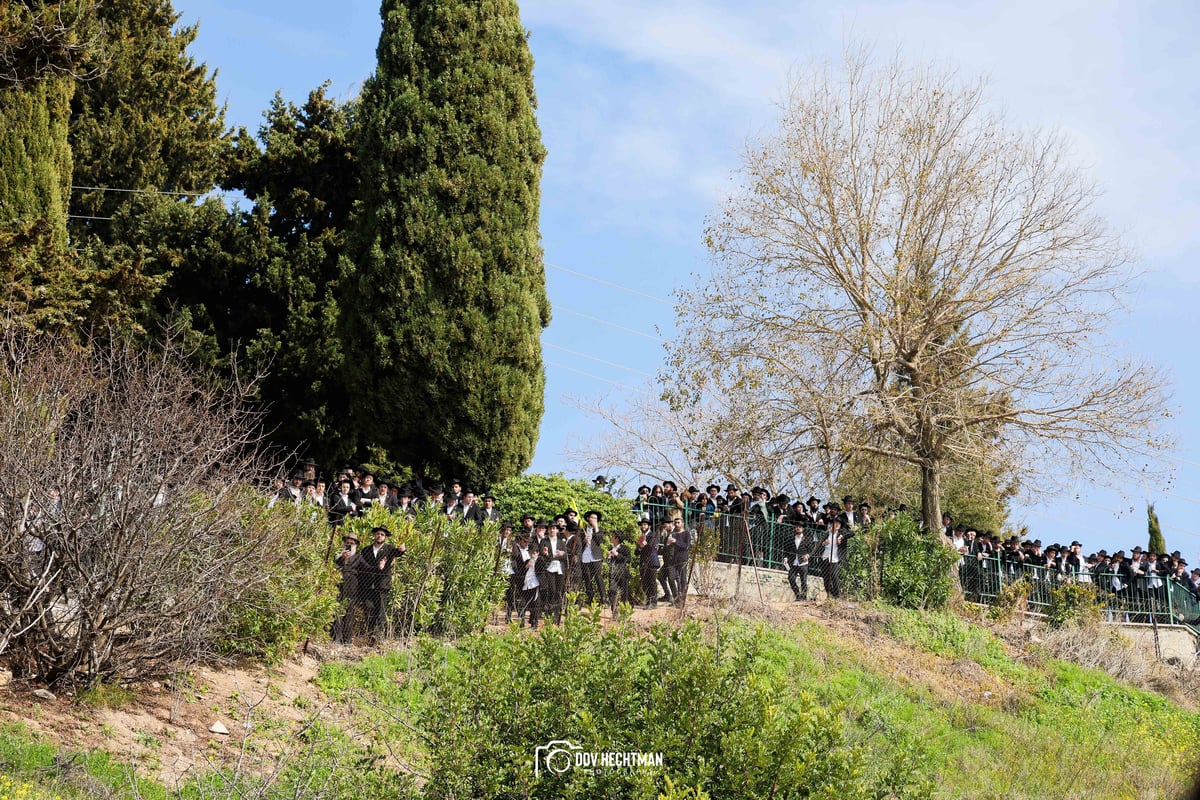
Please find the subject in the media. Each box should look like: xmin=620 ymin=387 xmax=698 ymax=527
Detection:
xmin=1148 ymin=503 xmax=1166 ymax=555
xmin=342 ymin=0 xmax=550 ymax=485
xmin=228 ymin=86 xmax=358 ymax=465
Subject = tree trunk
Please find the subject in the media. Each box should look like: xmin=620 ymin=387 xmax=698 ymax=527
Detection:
xmin=920 ymin=462 xmax=942 ymax=536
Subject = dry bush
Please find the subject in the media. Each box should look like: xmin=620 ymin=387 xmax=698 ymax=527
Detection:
xmin=1038 ymin=623 xmax=1151 ymax=686
xmin=0 ymin=326 xmax=293 ymax=686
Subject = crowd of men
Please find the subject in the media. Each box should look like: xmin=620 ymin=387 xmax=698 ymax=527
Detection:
xmin=272 ymin=464 xmax=1200 ymax=642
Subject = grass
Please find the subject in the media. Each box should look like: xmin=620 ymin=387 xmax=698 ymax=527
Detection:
xmin=1 ymin=605 xmax=1198 ymax=799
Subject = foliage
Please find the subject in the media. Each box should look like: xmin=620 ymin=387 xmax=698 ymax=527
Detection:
xmin=989 ymin=577 xmax=1033 ymax=623
xmin=0 ymin=0 xmax=101 ymax=88
xmin=843 ymin=515 xmax=959 ymax=609
xmin=0 ymin=218 xmax=94 ymax=334
xmin=339 ymin=505 xmax=506 ymax=639
xmin=341 ymin=0 xmax=550 ymax=487
xmin=1045 ymin=582 xmax=1103 ymax=630
xmin=0 ymin=75 xmax=71 ymax=244
xmin=838 ymin=450 xmax=1016 ymax=534
xmin=225 ymin=84 xmax=358 ymax=466
xmin=1148 ymin=502 xmax=1166 ymax=555
xmin=409 ymin=611 xmax=928 ymax=800
xmin=220 ymin=502 xmax=341 ymax=661
xmin=491 ymin=472 xmax=639 ymax=533
xmin=68 ymin=0 xmax=229 ymax=237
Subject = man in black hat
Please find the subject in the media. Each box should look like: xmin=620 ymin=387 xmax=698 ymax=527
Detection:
xmin=579 ymin=510 xmax=605 ymax=604
xmin=353 ymin=525 xmax=405 ymax=640
xmin=327 ymin=479 xmax=357 ymax=528
xmin=480 ymin=493 xmax=502 ymax=525
xmin=395 ymin=485 xmax=417 ymax=517
xmin=331 ymin=530 xmax=361 ymax=644
xmin=538 ymin=519 xmax=568 ymax=623
xmin=512 ymin=530 xmax=540 ymax=628
xmin=818 ymin=517 xmax=853 ymax=599
xmin=666 ymin=517 xmax=691 ymax=605
xmin=784 ymin=522 xmax=813 ymax=601
xmin=840 ymin=495 xmax=857 ymax=530
xmin=635 ymin=518 xmax=661 ymax=609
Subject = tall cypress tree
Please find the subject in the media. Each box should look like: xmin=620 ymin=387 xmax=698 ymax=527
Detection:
xmin=1148 ymin=503 xmax=1166 ymax=555
xmin=343 ymin=0 xmax=549 ymax=485
xmin=0 ymin=2 xmax=88 ymax=331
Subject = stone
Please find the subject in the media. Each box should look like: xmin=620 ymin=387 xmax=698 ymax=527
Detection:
xmin=32 ymin=688 xmax=56 ymax=701
xmin=209 ymin=720 xmax=229 ymax=735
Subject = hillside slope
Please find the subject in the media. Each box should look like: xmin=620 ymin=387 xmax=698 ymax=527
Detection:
xmin=1 ymin=599 xmax=1198 ymax=799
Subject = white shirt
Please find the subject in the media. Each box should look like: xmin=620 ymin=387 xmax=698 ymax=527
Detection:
xmin=823 ymin=530 xmax=841 ymax=563
xmin=581 ymin=528 xmax=600 ymax=563
xmin=519 ymin=546 xmax=539 ymax=590
xmin=546 ymin=536 xmax=564 ymax=574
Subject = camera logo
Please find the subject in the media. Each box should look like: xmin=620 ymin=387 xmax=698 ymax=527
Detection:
xmin=534 ymin=739 xmax=583 ymax=777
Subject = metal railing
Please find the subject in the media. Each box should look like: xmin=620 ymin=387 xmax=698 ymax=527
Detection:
xmin=634 ymin=499 xmax=1200 ymax=635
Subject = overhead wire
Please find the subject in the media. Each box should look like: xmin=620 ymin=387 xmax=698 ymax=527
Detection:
xmin=544 ymin=360 xmax=653 ymax=395
xmin=553 ymin=305 xmax=666 ymax=342
xmin=547 ymin=262 xmax=674 ymax=307
xmin=544 ymin=343 xmax=655 ymax=378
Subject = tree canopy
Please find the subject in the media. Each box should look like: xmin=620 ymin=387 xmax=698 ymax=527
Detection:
xmin=341 ymin=0 xmax=549 ymax=486
xmin=672 ymin=52 xmax=1172 ymax=531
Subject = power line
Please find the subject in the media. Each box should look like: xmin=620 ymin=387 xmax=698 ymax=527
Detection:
xmin=553 ymin=305 xmax=666 ymax=342
xmin=71 ymin=184 xmax=212 ymax=197
xmin=547 ymin=262 xmax=674 ymax=306
xmin=67 ymin=214 xmax=115 ymax=221
xmin=545 ymin=360 xmax=652 ymax=395
xmin=544 ymin=343 xmax=655 ymax=378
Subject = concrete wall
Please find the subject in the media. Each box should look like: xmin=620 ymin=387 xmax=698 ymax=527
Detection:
xmin=695 ymin=559 xmax=1200 ymax=664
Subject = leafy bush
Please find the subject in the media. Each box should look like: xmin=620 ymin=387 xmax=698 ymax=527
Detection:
xmin=409 ymin=610 xmax=932 ymax=800
xmin=989 ymin=577 xmax=1033 ymax=622
xmin=492 ymin=472 xmax=638 ymax=533
xmin=339 ymin=505 xmax=506 ymax=639
xmin=221 ymin=501 xmax=341 ymax=661
xmin=1045 ymin=581 xmax=1102 ymax=629
xmin=843 ymin=515 xmax=959 ymax=609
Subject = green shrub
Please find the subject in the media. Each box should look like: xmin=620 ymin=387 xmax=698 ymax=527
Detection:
xmin=221 ymin=501 xmax=341 ymax=661
xmin=410 ymin=610 xmax=932 ymax=800
xmin=492 ymin=472 xmax=638 ymax=534
xmin=989 ymin=577 xmax=1033 ymax=622
xmin=340 ymin=505 xmax=507 ymax=639
xmin=1046 ymin=582 xmax=1102 ymax=629
xmin=843 ymin=515 xmax=959 ymax=609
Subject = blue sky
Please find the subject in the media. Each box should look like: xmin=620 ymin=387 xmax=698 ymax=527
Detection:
xmin=180 ymin=0 xmax=1199 ymax=558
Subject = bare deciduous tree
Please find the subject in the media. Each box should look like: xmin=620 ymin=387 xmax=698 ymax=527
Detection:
xmin=0 ymin=326 xmax=296 ymax=686
xmin=566 ymin=384 xmax=843 ymax=496
xmin=672 ymin=51 xmax=1173 ymax=532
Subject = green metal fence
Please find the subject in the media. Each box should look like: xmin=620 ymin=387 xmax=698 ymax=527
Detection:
xmin=634 ymin=498 xmax=1200 ymax=635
